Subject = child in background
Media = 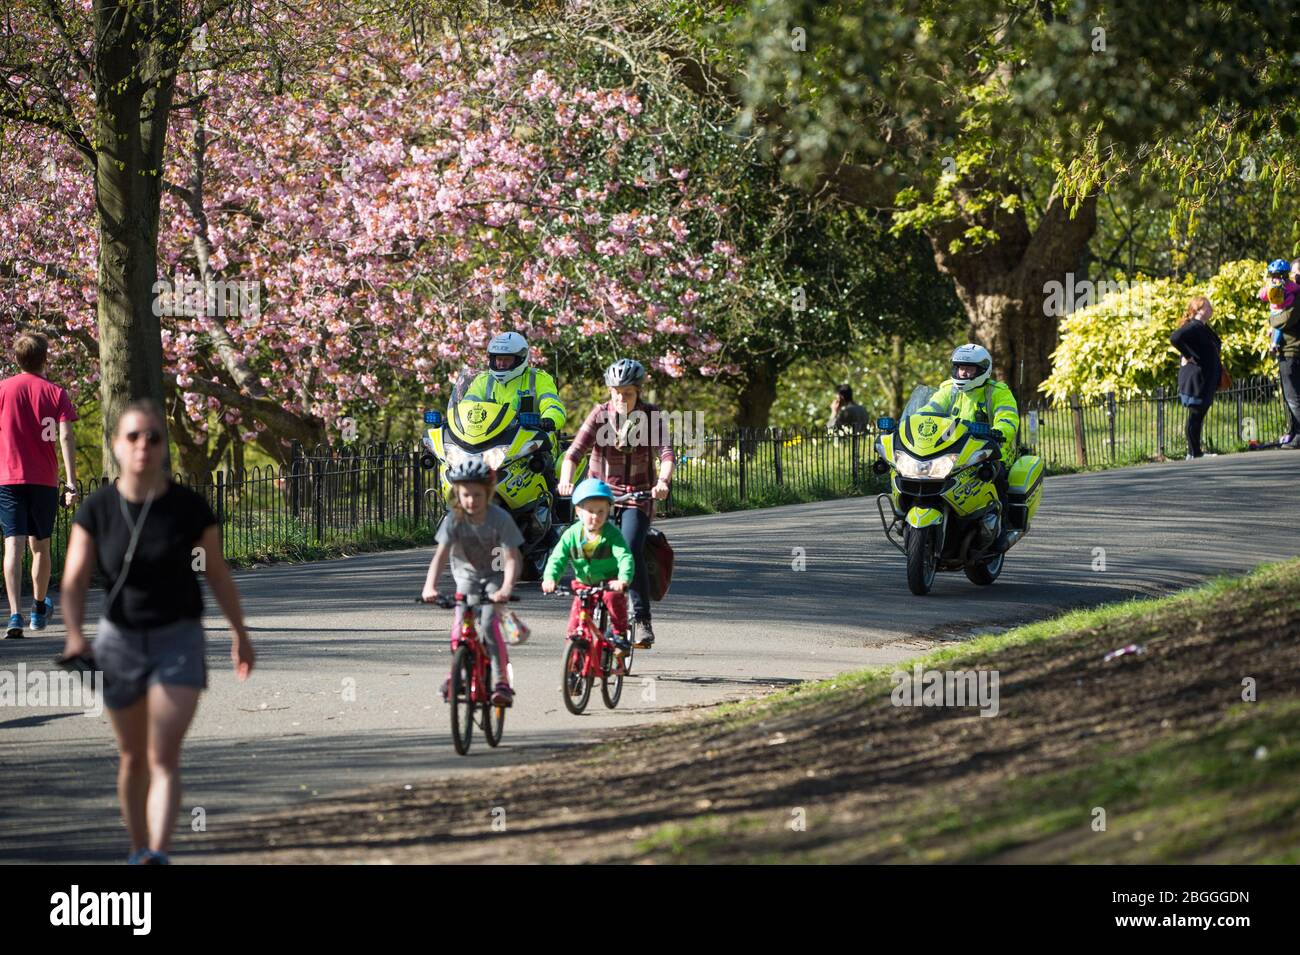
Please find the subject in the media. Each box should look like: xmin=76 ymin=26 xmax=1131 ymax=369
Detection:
xmin=1261 ymin=258 xmax=1299 ymax=353
xmin=422 ymin=459 xmax=523 ymax=706
xmin=541 ymin=478 xmax=635 ymax=655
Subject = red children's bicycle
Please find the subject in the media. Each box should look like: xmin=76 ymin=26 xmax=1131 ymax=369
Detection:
xmin=550 ymin=582 xmax=630 ymax=714
xmin=417 ymin=581 xmax=515 ymax=755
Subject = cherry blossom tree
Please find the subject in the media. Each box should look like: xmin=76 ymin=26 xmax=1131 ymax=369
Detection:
xmin=2 ymin=6 xmax=741 ymax=472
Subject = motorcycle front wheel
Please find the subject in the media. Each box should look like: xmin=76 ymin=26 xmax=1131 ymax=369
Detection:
xmin=905 ymin=524 xmax=938 ymax=596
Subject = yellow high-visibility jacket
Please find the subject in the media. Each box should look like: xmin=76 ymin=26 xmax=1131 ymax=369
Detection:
xmin=464 ymin=367 xmax=566 ymax=434
xmin=920 ymin=379 xmax=1019 ymax=464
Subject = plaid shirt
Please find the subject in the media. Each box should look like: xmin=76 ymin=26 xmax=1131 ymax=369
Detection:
xmin=566 ymin=401 xmax=675 ymax=516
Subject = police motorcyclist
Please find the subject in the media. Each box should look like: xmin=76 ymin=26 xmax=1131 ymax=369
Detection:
xmin=921 ymin=344 xmax=1019 ymax=551
xmin=462 ymin=332 xmax=566 ymax=452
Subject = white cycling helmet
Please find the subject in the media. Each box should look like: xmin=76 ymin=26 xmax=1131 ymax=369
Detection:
xmin=487 ymin=331 xmax=529 ymax=385
xmin=950 ymin=343 xmax=992 ymax=393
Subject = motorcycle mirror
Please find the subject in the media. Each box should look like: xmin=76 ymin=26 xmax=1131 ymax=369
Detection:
xmin=876 ymin=417 xmax=896 ymax=432
xmin=871 ymin=458 xmax=888 ymax=475
xmin=423 ymin=410 xmax=443 ymax=427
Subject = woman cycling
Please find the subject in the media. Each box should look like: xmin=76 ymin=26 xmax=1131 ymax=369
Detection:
xmin=558 ymin=359 xmax=674 ymax=648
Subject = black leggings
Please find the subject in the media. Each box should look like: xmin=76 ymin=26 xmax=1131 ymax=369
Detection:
xmin=1280 ymin=357 xmax=1300 ymax=436
xmin=617 ymin=506 xmax=652 ymax=622
xmin=1185 ymin=403 xmax=1208 ymax=457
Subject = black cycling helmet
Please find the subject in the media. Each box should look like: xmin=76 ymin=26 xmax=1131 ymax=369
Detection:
xmin=604 ymin=358 xmax=646 ymax=388
xmin=445 ymin=459 xmax=495 ymax=484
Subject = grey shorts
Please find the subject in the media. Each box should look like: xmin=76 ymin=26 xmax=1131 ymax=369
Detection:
xmin=93 ymin=617 xmax=208 ymax=710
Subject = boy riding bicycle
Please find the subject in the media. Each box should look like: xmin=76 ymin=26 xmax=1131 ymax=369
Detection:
xmin=421 ymin=459 xmax=523 ymax=706
xmin=541 ymin=478 xmax=635 ymax=655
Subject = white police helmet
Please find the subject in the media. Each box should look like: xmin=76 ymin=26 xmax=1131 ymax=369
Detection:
xmin=950 ymin=343 xmax=992 ymax=393
xmin=487 ymin=331 xmax=529 ymax=385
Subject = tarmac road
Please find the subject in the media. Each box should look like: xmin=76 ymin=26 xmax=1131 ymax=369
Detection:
xmin=1 ymin=452 xmax=1294 ymax=862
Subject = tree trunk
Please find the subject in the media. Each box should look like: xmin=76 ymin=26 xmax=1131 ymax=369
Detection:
xmin=93 ymin=0 xmax=184 ymax=477
xmin=733 ymin=357 xmax=781 ymax=431
xmin=928 ymin=189 xmax=1098 ymax=401
xmin=168 ymin=389 xmax=211 ymax=479
xmin=888 ymin=334 xmax=906 ymax=418
xmin=825 ymin=165 xmax=1098 ymax=402
xmin=225 ymin=420 xmax=246 ymax=474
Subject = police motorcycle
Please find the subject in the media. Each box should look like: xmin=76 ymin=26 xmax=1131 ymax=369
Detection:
xmin=873 ymin=385 xmax=1044 ymax=595
xmin=420 ymin=369 xmax=567 ymax=580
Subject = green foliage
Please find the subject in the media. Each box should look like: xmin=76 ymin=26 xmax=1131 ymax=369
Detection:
xmin=770 ymin=331 xmax=960 ymax=427
xmin=1089 ymin=170 xmax=1300 ymax=281
xmin=1042 ymin=259 xmax=1273 ymax=400
xmin=732 ymin=1 xmax=1300 ymax=218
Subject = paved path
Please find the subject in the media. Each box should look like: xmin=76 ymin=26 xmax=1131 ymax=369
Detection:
xmin=1 ymin=452 xmax=1294 ymax=862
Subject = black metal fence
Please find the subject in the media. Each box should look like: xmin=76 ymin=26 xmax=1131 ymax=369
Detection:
xmin=40 ymin=374 xmax=1287 ymax=579
xmin=1025 ymin=374 xmax=1288 ymax=468
xmin=47 ymin=444 xmax=446 ymax=580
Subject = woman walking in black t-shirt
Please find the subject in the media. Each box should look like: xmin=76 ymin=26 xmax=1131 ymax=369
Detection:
xmin=59 ymin=399 xmax=255 ymax=864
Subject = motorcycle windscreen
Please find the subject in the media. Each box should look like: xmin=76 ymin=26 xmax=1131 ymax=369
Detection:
xmin=449 ymin=366 xmax=523 ymax=409
xmin=450 ymin=368 xmax=482 ymax=404
xmin=900 ymin=384 xmax=938 ymax=419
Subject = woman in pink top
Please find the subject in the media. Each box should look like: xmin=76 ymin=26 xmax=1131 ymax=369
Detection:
xmin=0 ymin=333 xmax=78 ymax=638
xmin=558 ymin=359 xmax=675 ymax=648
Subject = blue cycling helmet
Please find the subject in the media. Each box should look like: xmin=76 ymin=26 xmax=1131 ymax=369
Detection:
xmin=572 ymin=477 xmax=614 ymax=507
xmin=1268 ymin=258 xmax=1291 ymax=275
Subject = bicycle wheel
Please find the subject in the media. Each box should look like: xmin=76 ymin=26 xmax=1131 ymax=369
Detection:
xmin=484 ymin=702 xmax=505 ymax=746
xmin=562 ymin=638 xmax=592 ymax=714
xmin=623 ymin=620 xmax=636 ymax=676
xmin=484 ymin=665 xmax=506 ymax=748
xmin=600 ymin=631 xmax=624 ymax=709
xmin=449 ymin=644 xmax=475 ymax=755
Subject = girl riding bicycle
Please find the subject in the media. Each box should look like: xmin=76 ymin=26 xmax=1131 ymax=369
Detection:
xmin=558 ymin=359 xmax=674 ymax=648
xmin=541 ymin=479 xmax=635 ymax=655
xmin=422 ymin=459 xmax=523 ymax=706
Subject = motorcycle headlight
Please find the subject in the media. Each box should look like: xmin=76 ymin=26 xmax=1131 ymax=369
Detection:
xmin=442 ymin=443 xmax=470 ymax=468
xmin=895 ymin=451 xmax=956 ymax=479
xmin=483 ymin=447 xmax=509 ymax=471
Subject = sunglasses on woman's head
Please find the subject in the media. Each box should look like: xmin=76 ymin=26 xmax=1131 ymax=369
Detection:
xmin=125 ymin=429 xmax=162 ymax=446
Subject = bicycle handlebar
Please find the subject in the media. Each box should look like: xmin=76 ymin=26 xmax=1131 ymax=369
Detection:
xmin=545 ymin=582 xmax=621 ymax=597
xmin=414 ymin=592 xmax=520 ymax=609
xmin=614 ymin=490 xmax=653 ymax=503
xmin=555 ymin=489 xmax=654 ymax=503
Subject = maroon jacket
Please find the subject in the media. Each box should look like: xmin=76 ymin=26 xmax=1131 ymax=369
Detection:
xmin=566 ymin=401 xmax=675 ymax=516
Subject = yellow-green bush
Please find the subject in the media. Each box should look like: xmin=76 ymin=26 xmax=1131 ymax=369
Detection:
xmin=1041 ymin=259 xmax=1274 ymax=400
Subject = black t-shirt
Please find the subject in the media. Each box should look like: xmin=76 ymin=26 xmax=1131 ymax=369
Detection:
xmin=72 ymin=482 xmax=218 ymax=628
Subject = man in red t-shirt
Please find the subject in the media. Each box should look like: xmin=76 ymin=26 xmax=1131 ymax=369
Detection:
xmin=0 ymin=333 xmax=78 ymax=638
